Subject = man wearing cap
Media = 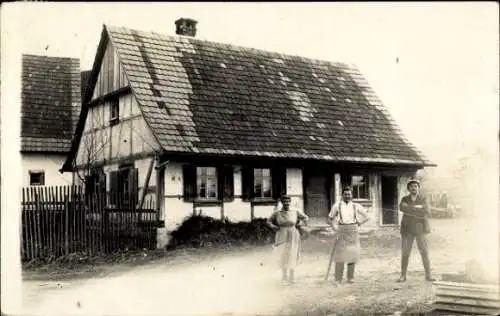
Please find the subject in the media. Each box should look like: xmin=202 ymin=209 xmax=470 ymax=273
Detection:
xmin=397 ymin=178 xmax=435 ymax=282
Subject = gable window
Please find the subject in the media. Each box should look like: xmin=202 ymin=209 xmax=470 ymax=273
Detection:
xmin=29 ymin=171 xmax=45 ymax=186
xmin=352 ymin=175 xmax=369 ymax=200
xmin=110 ymin=97 xmax=119 ymax=124
xmin=197 ymin=167 xmax=218 ymax=199
xmin=182 ymin=165 xmax=234 ymax=203
xmin=254 ymin=168 xmax=272 ymax=198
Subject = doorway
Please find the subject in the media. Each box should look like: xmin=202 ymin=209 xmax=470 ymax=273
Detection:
xmin=304 ymin=168 xmax=331 ymax=225
xmin=381 ymin=176 xmax=398 ymax=225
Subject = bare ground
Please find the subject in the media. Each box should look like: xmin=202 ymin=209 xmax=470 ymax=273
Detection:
xmin=22 ymin=218 xmax=475 ymax=316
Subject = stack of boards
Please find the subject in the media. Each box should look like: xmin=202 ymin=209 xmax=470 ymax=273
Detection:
xmin=434 ymin=281 xmax=500 ymax=315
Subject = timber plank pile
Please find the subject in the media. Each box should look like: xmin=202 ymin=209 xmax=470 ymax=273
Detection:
xmin=433 ymin=281 xmax=500 ymax=315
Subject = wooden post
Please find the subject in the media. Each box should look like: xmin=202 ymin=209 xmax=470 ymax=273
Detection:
xmin=250 ymin=202 xmax=254 ymax=221
xmin=139 ymin=157 xmax=155 ymax=209
xmin=221 ymin=201 xmax=225 ymax=221
xmin=34 ymin=190 xmax=41 ymax=258
xmin=64 ymin=194 xmax=69 ymax=256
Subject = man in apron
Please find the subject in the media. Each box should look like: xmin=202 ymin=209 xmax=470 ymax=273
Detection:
xmin=397 ymin=179 xmax=435 ymax=282
xmin=328 ymin=186 xmax=369 ymax=284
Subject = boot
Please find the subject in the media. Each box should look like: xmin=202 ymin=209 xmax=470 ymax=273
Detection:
xmin=347 ymin=263 xmax=355 ymax=283
xmin=422 ymin=253 xmax=435 ymax=281
xmin=281 ymin=269 xmax=288 ymax=285
xmin=289 ymin=269 xmax=295 ymax=284
xmin=334 ymin=262 xmax=344 ymax=283
xmin=397 ymin=255 xmax=409 ymax=282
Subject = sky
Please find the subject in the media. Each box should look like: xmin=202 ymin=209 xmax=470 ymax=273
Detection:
xmin=4 ymin=2 xmax=499 ymax=163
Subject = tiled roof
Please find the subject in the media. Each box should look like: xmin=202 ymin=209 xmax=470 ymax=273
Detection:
xmin=21 ymin=54 xmax=81 ymax=153
xmin=65 ymin=25 xmax=434 ymax=169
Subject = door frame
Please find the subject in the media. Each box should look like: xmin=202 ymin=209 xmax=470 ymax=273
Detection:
xmin=380 ymin=175 xmax=399 ymax=226
xmin=302 ymin=167 xmax=333 ymax=221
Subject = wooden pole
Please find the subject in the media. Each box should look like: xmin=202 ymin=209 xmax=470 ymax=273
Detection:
xmin=64 ymin=192 xmax=69 ymax=256
xmin=139 ymin=157 xmax=155 ymax=209
xmin=324 ymin=236 xmax=338 ymax=281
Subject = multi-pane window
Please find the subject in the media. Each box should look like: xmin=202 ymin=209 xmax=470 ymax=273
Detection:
xmin=196 ymin=167 xmax=218 ymax=199
xmin=352 ymin=175 xmax=369 ymax=199
xmin=254 ymin=168 xmax=272 ymax=198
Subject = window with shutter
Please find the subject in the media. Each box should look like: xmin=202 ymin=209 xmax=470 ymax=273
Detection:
xmin=254 ymin=168 xmax=272 ymax=198
xmin=196 ymin=167 xmax=218 ymax=199
xmin=352 ymin=175 xmax=369 ymax=199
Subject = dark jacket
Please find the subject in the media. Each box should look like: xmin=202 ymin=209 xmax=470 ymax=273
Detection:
xmin=399 ymin=194 xmax=431 ymax=235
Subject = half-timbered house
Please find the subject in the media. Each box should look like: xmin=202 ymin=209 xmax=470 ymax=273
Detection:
xmin=61 ymin=19 xmax=435 ymax=247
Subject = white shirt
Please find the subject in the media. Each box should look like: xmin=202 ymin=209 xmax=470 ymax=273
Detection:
xmin=328 ymin=200 xmax=366 ymax=224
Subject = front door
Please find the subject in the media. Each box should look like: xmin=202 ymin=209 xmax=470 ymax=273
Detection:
xmin=381 ymin=176 xmax=399 ymax=225
xmin=304 ymin=169 xmax=331 ymax=225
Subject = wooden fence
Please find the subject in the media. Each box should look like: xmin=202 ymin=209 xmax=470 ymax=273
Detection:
xmin=21 ymin=185 xmax=159 ymax=261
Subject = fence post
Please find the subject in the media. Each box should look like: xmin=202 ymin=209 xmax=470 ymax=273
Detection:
xmin=34 ymin=192 xmax=41 ymax=258
xmin=64 ymin=195 xmax=69 ymax=256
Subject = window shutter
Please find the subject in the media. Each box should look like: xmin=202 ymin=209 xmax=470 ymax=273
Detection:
xmin=100 ymin=172 xmax=107 ymax=194
xmin=129 ymin=168 xmax=139 ymax=207
xmin=85 ymin=176 xmax=93 ymax=195
xmin=183 ymin=164 xmax=196 ymax=202
xmin=241 ymin=167 xmax=254 ymax=202
xmin=218 ymin=166 xmax=234 ymax=202
xmin=40 ymin=172 xmax=45 ymax=186
xmin=109 ymin=171 xmax=118 ymax=205
xmin=271 ymin=167 xmax=286 ymax=200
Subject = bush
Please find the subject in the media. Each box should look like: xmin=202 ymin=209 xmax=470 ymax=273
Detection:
xmin=167 ymin=215 xmax=276 ymax=249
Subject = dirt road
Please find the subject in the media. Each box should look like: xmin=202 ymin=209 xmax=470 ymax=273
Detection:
xmin=22 ymin=217 xmax=484 ymax=315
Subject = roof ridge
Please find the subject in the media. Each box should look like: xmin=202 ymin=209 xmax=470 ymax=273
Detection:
xmin=104 ymin=24 xmax=357 ymax=70
xmin=22 ymin=53 xmax=80 ymax=61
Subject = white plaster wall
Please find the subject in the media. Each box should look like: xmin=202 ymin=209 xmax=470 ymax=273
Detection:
xmin=22 ymin=154 xmax=73 ymax=187
xmin=253 ymin=205 xmax=275 ymax=219
xmin=161 ymin=166 xmax=307 ymax=231
xmin=164 ymin=162 xmax=192 ymax=232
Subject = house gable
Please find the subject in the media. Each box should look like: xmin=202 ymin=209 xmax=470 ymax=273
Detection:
xmin=90 ymin=40 xmax=129 ymax=101
xmin=73 ymin=38 xmax=161 ymax=170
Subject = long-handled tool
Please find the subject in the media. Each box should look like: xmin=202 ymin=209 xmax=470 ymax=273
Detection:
xmin=324 ymin=234 xmax=338 ymax=281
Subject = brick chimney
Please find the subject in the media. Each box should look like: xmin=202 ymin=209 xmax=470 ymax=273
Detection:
xmin=175 ymin=18 xmax=198 ymax=37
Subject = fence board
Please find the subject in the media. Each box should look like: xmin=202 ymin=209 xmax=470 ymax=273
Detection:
xmin=21 ymin=185 xmax=158 ymax=260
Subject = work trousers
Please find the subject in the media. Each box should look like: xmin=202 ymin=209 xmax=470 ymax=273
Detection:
xmin=334 ymin=262 xmax=355 ymax=282
xmin=401 ymin=233 xmax=432 ymax=277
